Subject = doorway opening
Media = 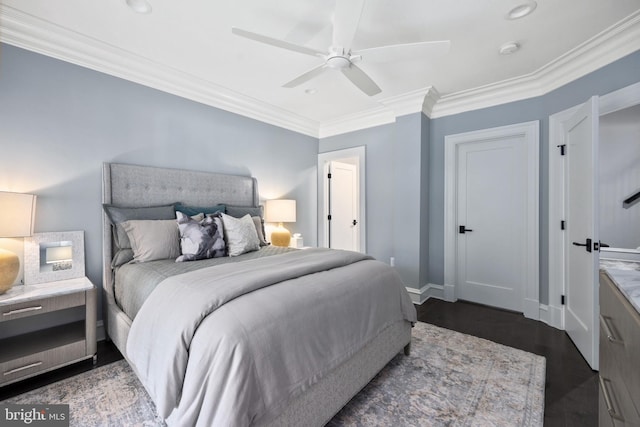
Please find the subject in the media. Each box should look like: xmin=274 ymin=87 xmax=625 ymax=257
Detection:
xmin=317 ymin=147 xmax=366 ymax=252
xmin=443 ymin=121 xmax=540 ymax=319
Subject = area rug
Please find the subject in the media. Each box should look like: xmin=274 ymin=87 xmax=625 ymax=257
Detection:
xmin=2 ymin=322 xmax=545 ymax=426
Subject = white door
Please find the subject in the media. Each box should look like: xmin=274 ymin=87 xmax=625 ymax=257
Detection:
xmin=328 ymin=161 xmax=359 ymax=251
xmin=456 ymin=138 xmax=528 ymax=312
xmin=564 ymin=96 xmax=599 ymax=370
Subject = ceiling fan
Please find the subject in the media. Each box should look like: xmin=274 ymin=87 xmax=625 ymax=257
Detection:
xmin=232 ymin=0 xmax=450 ymax=96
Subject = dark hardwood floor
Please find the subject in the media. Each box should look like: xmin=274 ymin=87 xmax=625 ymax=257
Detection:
xmin=417 ymin=298 xmax=599 ymax=427
xmin=1 ymin=299 xmax=598 ymax=426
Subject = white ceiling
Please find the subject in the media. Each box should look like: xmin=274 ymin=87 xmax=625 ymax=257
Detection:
xmin=2 ymin=0 xmax=640 ymax=137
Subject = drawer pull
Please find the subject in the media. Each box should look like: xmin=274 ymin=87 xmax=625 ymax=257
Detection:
xmin=4 ymin=361 xmax=43 ymax=376
xmin=599 ymin=315 xmax=624 ymax=345
xmin=2 ymin=305 xmax=43 ymax=316
xmin=599 ymin=376 xmax=625 ymax=421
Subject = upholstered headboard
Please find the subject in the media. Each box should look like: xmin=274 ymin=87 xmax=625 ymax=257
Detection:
xmin=101 ymin=162 xmax=259 ymax=297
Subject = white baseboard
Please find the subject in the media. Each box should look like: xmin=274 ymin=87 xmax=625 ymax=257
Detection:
xmin=538 ymin=304 xmax=549 ymax=325
xmin=545 ymin=304 xmax=564 ymax=330
xmin=443 ymin=284 xmax=456 ymax=302
xmin=406 ymin=284 xmax=446 ymax=305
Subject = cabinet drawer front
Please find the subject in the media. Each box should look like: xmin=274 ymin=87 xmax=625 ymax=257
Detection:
xmin=0 ymin=292 xmax=85 ymax=322
xmin=0 ymin=341 xmax=86 ymax=385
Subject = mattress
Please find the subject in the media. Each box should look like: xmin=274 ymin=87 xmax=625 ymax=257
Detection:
xmin=114 ymin=245 xmax=296 ymax=319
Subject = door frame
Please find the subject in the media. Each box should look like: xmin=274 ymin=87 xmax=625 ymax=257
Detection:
xmin=548 ymin=81 xmax=640 ymax=330
xmin=317 ymin=146 xmax=366 ymax=252
xmin=444 ymin=121 xmax=540 ymax=319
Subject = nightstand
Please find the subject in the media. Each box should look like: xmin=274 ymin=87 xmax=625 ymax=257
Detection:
xmin=0 ymin=277 xmax=97 ymax=386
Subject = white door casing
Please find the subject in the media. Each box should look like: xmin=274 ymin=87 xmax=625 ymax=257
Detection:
xmin=328 ymin=161 xmax=359 ymax=251
xmin=564 ymin=96 xmax=600 ymax=370
xmin=444 ymin=121 xmax=539 ymax=319
xmin=317 ymin=147 xmax=366 ymax=252
xmin=548 ymin=81 xmax=640 ymax=332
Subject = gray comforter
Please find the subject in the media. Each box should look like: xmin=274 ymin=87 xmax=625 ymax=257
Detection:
xmin=126 ymin=248 xmax=416 ymax=426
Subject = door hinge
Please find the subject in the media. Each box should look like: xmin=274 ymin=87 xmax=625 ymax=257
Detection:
xmin=327 ymin=214 xmax=332 ymax=221
xmin=327 ymin=173 xmax=332 ymax=179
xmin=560 ymin=220 xmax=565 ymax=230
xmin=557 ymin=144 xmax=566 ymax=156
xmin=561 ymin=295 xmax=566 ymax=305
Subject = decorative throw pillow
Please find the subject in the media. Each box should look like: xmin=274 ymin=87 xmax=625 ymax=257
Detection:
xmin=176 ymin=211 xmax=227 ymax=262
xmin=227 ymin=205 xmax=266 ymax=245
xmin=103 ymin=203 xmax=177 ymax=249
xmin=121 ymin=220 xmax=181 ymax=263
xmin=221 ymin=213 xmax=260 ymax=257
xmin=175 ymin=203 xmax=225 ymax=217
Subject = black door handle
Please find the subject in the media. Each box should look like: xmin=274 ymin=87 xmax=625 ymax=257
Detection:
xmin=459 ymin=225 xmax=473 ymax=234
xmin=572 ymin=238 xmax=592 ymax=253
xmin=352 ymin=219 xmax=358 ymax=226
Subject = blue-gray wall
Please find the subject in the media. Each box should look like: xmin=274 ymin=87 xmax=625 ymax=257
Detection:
xmin=322 ymin=50 xmax=640 ymax=305
xmin=0 ymin=44 xmax=318 ymax=318
xmin=429 ymin=50 xmax=640 ymax=304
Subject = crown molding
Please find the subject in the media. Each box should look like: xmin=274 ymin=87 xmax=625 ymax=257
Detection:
xmin=0 ymin=5 xmax=320 ymax=138
xmin=1 ymin=5 xmax=639 ymax=138
xmin=426 ymin=10 xmax=640 ymax=118
xmin=318 ymin=106 xmax=395 ymax=139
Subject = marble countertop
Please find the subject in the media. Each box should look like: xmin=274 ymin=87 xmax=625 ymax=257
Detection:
xmin=601 ymin=259 xmax=640 ymax=315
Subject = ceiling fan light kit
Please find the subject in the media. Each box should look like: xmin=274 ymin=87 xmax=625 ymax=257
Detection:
xmin=231 ymin=0 xmax=450 ymax=97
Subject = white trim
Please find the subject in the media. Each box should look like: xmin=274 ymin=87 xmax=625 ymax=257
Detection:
xmin=406 ymin=283 xmax=445 ymax=305
xmin=2 ymin=4 xmax=639 ymax=138
xmin=548 ymin=81 xmax=640 ymax=331
xmin=317 ymin=147 xmax=366 ymax=252
xmin=444 ymin=121 xmax=540 ymax=319
xmin=427 ymin=11 xmax=640 ymax=118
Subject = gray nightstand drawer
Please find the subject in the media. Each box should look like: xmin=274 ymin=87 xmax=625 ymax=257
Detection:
xmin=0 ymin=292 xmax=85 ymax=322
xmin=1 ymin=340 xmax=86 ymax=386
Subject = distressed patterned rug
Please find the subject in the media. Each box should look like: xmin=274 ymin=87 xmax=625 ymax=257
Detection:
xmin=3 ymin=322 xmax=545 ymax=426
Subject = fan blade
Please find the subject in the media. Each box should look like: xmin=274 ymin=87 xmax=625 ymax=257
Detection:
xmin=354 ymin=40 xmax=451 ymax=63
xmin=232 ymin=27 xmax=325 ymax=57
xmin=341 ymin=64 xmax=381 ymax=96
xmin=283 ymin=64 xmax=327 ymax=88
xmin=332 ymin=0 xmax=365 ymax=48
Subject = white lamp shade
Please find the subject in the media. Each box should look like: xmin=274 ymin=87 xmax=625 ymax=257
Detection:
xmin=0 ymin=192 xmax=37 ymax=237
xmin=46 ymin=246 xmax=73 ymax=263
xmin=265 ymin=199 xmax=296 ymax=223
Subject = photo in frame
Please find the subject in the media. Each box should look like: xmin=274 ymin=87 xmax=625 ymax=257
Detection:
xmin=24 ymin=231 xmax=85 ymax=285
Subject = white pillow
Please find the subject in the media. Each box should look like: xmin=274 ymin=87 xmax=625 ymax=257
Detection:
xmin=121 ymin=219 xmax=180 ymax=263
xmin=221 ymin=213 xmax=260 ymax=257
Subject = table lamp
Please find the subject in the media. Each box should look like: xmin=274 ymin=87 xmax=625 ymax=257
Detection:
xmin=265 ymin=199 xmax=296 ymax=247
xmin=0 ymin=191 xmax=37 ymax=294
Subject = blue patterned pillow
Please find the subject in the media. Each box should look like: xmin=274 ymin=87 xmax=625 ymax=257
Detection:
xmin=175 ymin=211 xmax=227 ymax=262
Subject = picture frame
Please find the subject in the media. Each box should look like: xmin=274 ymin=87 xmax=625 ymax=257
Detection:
xmin=24 ymin=231 xmax=85 ymax=285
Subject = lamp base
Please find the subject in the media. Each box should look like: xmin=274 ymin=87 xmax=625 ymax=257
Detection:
xmin=0 ymin=248 xmax=20 ymax=294
xmin=271 ymin=224 xmax=291 ymax=247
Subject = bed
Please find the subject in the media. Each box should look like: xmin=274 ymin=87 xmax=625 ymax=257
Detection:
xmin=101 ymin=162 xmax=416 ymax=426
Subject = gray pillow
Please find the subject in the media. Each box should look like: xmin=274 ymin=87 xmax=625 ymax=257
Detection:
xmin=176 ymin=211 xmax=227 ymax=262
xmin=252 ymin=216 xmax=268 ymax=246
xmin=103 ymin=203 xmax=176 ymax=249
xmin=121 ymin=219 xmax=181 ymax=263
xmin=221 ymin=213 xmax=260 ymax=257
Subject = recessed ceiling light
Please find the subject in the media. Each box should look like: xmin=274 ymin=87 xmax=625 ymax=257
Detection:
xmin=126 ymin=0 xmax=152 ymax=14
xmin=305 ymin=88 xmax=318 ymax=95
xmin=499 ymin=41 xmax=520 ymax=55
xmin=507 ymin=1 xmax=537 ymax=20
